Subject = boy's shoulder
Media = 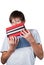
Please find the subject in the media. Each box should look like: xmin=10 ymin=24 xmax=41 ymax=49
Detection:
xmin=28 ymin=29 xmax=38 ymax=34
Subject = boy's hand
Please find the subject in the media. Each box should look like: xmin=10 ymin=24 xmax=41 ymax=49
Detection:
xmin=21 ymin=29 xmax=35 ymax=44
xmin=8 ymin=36 xmax=19 ymax=52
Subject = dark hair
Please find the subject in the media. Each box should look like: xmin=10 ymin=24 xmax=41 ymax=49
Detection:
xmin=9 ymin=10 xmax=25 ymax=23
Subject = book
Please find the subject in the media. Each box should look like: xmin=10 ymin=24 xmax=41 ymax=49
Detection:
xmin=6 ymin=22 xmax=27 ymax=37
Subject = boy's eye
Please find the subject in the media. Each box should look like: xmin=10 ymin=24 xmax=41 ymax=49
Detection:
xmin=15 ymin=19 xmax=21 ymax=22
xmin=12 ymin=21 xmax=14 ymax=23
xmin=16 ymin=20 xmax=20 ymax=22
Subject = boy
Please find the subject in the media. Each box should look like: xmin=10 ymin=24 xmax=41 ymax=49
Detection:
xmin=1 ymin=10 xmax=43 ymax=65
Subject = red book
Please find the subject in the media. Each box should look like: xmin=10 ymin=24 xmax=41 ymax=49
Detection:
xmin=6 ymin=22 xmax=27 ymax=37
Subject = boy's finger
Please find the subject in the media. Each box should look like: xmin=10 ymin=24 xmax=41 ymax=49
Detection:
xmin=22 ymin=29 xmax=27 ymax=34
xmin=20 ymin=34 xmax=24 ymax=37
xmin=9 ymin=37 xmax=11 ymax=40
xmin=9 ymin=36 xmax=14 ymax=40
xmin=21 ymin=31 xmax=25 ymax=36
xmin=27 ymin=30 xmax=30 ymax=34
xmin=14 ymin=37 xmax=17 ymax=43
xmin=11 ymin=36 xmax=14 ymax=40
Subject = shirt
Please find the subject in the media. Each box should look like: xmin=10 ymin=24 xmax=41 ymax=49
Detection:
xmin=1 ymin=29 xmax=41 ymax=65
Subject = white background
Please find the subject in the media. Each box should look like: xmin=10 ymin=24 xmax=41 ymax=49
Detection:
xmin=0 ymin=0 xmax=44 ymax=65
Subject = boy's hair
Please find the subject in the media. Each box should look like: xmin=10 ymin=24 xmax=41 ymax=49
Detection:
xmin=9 ymin=10 xmax=25 ymax=23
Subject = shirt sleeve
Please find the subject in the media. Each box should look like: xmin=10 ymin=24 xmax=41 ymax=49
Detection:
xmin=1 ymin=36 xmax=9 ymax=53
xmin=30 ymin=29 xmax=41 ymax=57
xmin=31 ymin=29 xmax=41 ymax=44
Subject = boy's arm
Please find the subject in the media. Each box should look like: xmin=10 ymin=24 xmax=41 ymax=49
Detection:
xmin=1 ymin=49 xmax=14 ymax=64
xmin=21 ymin=29 xmax=43 ymax=59
xmin=30 ymin=42 xmax=43 ymax=59
xmin=1 ymin=36 xmax=19 ymax=64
